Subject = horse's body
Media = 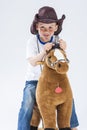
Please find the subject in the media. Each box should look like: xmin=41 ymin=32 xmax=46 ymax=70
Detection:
xmin=30 ymin=47 xmax=73 ymax=130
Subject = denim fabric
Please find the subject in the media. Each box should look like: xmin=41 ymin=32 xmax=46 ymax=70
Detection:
xmin=70 ymin=99 xmax=79 ymax=128
xmin=17 ymin=81 xmax=79 ymax=130
xmin=17 ymin=81 xmax=38 ymax=130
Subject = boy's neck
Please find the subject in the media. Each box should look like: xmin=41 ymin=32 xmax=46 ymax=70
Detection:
xmin=37 ymin=35 xmax=53 ymax=45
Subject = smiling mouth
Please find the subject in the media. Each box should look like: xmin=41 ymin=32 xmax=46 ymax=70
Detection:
xmin=44 ymin=35 xmax=51 ymax=41
xmin=44 ymin=35 xmax=49 ymax=38
xmin=43 ymin=33 xmax=50 ymax=36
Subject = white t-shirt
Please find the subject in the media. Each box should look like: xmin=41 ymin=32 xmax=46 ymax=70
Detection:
xmin=25 ymin=35 xmax=58 ymax=81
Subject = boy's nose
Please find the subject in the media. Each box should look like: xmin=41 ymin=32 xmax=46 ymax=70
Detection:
xmin=44 ymin=28 xmax=49 ymax=32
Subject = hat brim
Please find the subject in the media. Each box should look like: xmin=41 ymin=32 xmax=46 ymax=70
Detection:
xmin=37 ymin=18 xmax=59 ymax=23
xmin=30 ymin=15 xmax=65 ymax=35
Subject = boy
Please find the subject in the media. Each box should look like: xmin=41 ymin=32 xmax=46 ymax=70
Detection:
xmin=17 ymin=6 xmax=79 ymax=130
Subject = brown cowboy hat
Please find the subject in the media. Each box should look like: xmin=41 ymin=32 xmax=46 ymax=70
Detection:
xmin=30 ymin=6 xmax=65 ymax=35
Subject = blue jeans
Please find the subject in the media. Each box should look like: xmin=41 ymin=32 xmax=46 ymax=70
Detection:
xmin=70 ymin=100 xmax=79 ymax=128
xmin=17 ymin=81 xmax=37 ymax=130
xmin=17 ymin=81 xmax=79 ymax=130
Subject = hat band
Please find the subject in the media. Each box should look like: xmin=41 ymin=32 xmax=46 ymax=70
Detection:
xmin=38 ymin=18 xmax=58 ymax=23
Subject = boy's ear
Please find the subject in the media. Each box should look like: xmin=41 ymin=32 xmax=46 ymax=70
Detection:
xmin=55 ymin=24 xmax=58 ymax=32
xmin=36 ymin=23 xmax=38 ymax=30
xmin=36 ymin=61 xmax=44 ymax=65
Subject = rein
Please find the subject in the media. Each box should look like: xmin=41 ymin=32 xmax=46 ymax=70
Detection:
xmin=47 ymin=44 xmax=70 ymax=67
xmin=49 ymin=58 xmax=69 ymax=67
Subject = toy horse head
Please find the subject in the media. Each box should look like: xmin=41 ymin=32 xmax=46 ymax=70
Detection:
xmin=45 ymin=44 xmax=69 ymax=74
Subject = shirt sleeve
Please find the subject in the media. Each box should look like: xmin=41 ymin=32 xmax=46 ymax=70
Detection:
xmin=26 ymin=37 xmax=37 ymax=59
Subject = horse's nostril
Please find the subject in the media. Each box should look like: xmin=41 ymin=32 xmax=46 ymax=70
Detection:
xmin=58 ymin=63 xmax=61 ymax=67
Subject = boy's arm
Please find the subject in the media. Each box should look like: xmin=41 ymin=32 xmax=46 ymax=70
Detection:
xmin=27 ymin=40 xmax=66 ymax=66
xmin=27 ymin=50 xmax=46 ymax=66
xmin=27 ymin=42 xmax=53 ymax=66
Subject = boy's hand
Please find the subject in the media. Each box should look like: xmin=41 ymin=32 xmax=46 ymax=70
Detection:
xmin=43 ymin=39 xmax=67 ymax=52
xmin=44 ymin=42 xmax=54 ymax=51
xmin=59 ymin=39 xmax=67 ymax=50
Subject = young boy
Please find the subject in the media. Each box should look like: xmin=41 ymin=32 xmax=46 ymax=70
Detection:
xmin=17 ymin=6 xmax=79 ymax=130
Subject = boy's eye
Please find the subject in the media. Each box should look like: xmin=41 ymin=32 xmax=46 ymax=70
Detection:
xmin=40 ymin=26 xmax=44 ymax=28
xmin=49 ymin=27 xmax=54 ymax=30
xmin=49 ymin=27 xmax=52 ymax=29
xmin=39 ymin=26 xmax=54 ymax=31
xmin=40 ymin=26 xmax=45 ymax=29
xmin=40 ymin=26 xmax=45 ymax=30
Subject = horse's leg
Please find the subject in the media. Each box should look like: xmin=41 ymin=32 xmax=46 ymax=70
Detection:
xmin=57 ymin=99 xmax=72 ymax=129
xmin=38 ymin=101 xmax=56 ymax=129
xmin=30 ymin=103 xmax=41 ymax=130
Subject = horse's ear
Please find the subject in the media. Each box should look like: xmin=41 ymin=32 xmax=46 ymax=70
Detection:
xmin=52 ymin=43 xmax=60 ymax=49
xmin=46 ymin=50 xmax=50 ymax=54
xmin=46 ymin=43 xmax=61 ymax=54
xmin=36 ymin=61 xmax=44 ymax=65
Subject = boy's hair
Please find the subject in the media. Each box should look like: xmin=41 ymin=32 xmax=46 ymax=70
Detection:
xmin=30 ymin=6 xmax=65 ymax=35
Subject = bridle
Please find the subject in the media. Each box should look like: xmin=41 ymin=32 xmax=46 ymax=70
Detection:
xmin=48 ymin=56 xmax=69 ymax=68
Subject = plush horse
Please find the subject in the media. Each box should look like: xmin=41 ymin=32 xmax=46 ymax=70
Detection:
xmin=30 ymin=44 xmax=73 ymax=130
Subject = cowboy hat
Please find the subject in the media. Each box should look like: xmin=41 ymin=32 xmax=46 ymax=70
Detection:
xmin=30 ymin=6 xmax=65 ymax=35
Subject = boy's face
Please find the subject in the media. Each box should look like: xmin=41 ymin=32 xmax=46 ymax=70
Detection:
xmin=36 ymin=22 xmax=58 ymax=42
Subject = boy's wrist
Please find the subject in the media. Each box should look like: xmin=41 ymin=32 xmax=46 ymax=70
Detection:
xmin=42 ymin=50 xmax=47 ymax=55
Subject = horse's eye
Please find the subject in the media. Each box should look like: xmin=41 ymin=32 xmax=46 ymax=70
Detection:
xmin=48 ymin=56 xmax=51 ymax=59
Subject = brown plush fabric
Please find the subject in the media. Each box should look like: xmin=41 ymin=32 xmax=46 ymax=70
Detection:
xmin=30 ymin=48 xmax=73 ymax=129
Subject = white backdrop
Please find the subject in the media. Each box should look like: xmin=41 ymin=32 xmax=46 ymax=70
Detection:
xmin=0 ymin=0 xmax=87 ymax=130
